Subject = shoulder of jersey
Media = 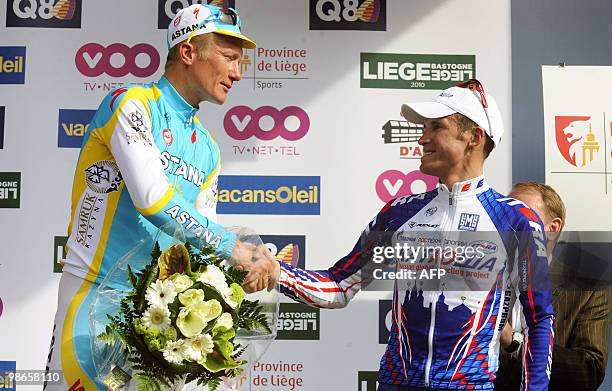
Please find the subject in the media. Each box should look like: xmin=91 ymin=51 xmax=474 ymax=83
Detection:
xmin=105 ymin=83 xmax=157 ymax=112
xmin=485 ymin=189 xmax=542 ymax=228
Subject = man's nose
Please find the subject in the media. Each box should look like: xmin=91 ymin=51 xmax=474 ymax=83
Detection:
xmin=418 ymin=131 xmax=428 ymax=145
xmin=230 ymin=60 xmax=242 ymax=82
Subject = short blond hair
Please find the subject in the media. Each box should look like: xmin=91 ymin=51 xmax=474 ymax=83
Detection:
xmin=512 ymin=182 xmax=566 ymax=224
xmin=165 ymin=33 xmax=215 ymax=71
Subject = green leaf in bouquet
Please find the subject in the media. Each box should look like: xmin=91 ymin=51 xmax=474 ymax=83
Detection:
xmin=236 ymin=299 xmax=272 ymax=333
xmin=203 ymin=377 xmax=220 ymax=391
xmin=98 ymin=324 xmax=117 ymax=346
xmin=225 ymin=267 xmax=249 ymax=286
xmin=212 ymin=326 xmax=235 ymax=343
xmin=167 ymin=297 xmax=181 ymax=320
xmin=186 ymin=241 xmax=222 ymax=271
xmin=150 ymin=241 xmax=162 ymax=261
xmin=137 ymin=265 xmax=159 ymax=313
xmin=231 ymin=344 xmax=247 ymax=361
xmin=135 ymin=373 xmax=167 ymax=391
xmin=158 ymin=244 xmax=191 ymax=280
xmin=127 ymin=265 xmax=138 ymax=289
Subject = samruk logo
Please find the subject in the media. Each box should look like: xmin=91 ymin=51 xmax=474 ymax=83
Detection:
xmin=555 ymin=116 xmax=600 ymax=167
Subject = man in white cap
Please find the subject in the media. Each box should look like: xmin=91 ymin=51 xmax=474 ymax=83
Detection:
xmin=249 ymin=80 xmax=555 ymax=390
xmin=44 ymin=4 xmax=268 ymax=390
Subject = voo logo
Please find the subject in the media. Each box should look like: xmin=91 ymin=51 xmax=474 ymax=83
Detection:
xmin=75 ymin=43 xmax=160 ymax=78
xmin=224 ymin=106 xmax=309 ymax=141
xmin=375 ymin=169 xmax=438 ymax=202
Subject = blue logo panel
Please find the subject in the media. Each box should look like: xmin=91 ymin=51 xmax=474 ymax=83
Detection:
xmin=458 ymin=213 xmax=480 ymax=231
xmin=217 ymin=175 xmax=320 ymax=215
xmin=57 ymin=109 xmax=95 ymax=148
xmin=0 ymin=47 xmax=26 ymax=84
xmin=0 ymin=361 xmax=16 ymax=390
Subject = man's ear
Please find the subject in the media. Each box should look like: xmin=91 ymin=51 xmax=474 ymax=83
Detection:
xmin=179 ymin=42 xmax=197 ymax=66
xmin=468 ymin=127 xmax=485 ymax=148
xmin=546 ymin=217 xmax=564 ymax=243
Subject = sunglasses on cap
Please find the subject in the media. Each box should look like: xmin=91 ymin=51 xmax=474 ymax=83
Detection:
xmin=457 ymin=79 xmax=488 ymax=109
xmin=186 ymin=8 xmax=241 ymax=44
xmin=456 ymin=78 xmax=494 ymax=136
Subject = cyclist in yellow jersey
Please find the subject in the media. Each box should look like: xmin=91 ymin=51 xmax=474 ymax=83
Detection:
xmin=44 ymin=5 xmax=267 ymax=390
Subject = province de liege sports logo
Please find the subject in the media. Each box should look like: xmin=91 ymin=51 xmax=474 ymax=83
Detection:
xmin=555 ymin=116 xmax=600 ymax=167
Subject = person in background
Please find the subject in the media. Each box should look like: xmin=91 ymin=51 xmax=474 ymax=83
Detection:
xmin=495 ymin=182 xmax=612 ymax=391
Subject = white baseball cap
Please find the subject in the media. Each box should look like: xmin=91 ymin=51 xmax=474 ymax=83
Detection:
xmin=401 ymin=79 xmax=504 ymax=147
xmin=167 ymin=4 xmax=256 ymax=50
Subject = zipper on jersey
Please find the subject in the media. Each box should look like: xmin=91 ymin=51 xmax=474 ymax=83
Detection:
xmin=425 ymin=292 xmax=437 ymax=387
xmin=424 ymin=191 xmax=457 ymax=386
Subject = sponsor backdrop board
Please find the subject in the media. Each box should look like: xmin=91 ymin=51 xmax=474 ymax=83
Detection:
xmin=542 ymin=66 xmax=612 ymax=231
xmin=0 ymin=1 xmax=511 ymax=390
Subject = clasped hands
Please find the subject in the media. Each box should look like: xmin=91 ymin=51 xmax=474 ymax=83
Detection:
xmin=230 ymin=241 xmax=280 ymax=293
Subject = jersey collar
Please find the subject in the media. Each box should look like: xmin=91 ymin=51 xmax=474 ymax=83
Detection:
xmin=437 ymin=174 xmax=489 ymax=199
xmin=157 ymin=76 xmax=199 ymax=122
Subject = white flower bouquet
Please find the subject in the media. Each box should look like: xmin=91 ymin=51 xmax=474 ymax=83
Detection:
xmin=96 ymin=241 xmax=271 ymax=391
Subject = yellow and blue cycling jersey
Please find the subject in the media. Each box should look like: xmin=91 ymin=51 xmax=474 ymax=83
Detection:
xmin=63 ymin=75 xmax=236 ymax=285
xmin=46 ymin=76 xmax=237 ymax=390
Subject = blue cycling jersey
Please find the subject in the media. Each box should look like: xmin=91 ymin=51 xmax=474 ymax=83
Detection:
xmin=63 ymin=76 xmax=236 ymax=285
xmin=278 ymin=176 xmax=554 ymax=391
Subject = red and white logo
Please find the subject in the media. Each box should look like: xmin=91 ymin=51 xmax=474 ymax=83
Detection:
xmin=375 ymin=169 xmax=438 ymax=202
xmin=162 ymin=128 xmax=173 ymax=145
xmin=555 ymin=116 xmax=600 ymax=167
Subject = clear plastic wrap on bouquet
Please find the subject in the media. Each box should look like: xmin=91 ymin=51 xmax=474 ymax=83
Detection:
xmin=89 ymin=221 xmax=279 ymax=390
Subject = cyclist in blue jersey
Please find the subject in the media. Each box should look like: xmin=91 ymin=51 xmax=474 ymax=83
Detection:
xmin=246 ymin=80 xmax=555 ymax=391
xmin=44 ymin=5 xmax=269 ymax=390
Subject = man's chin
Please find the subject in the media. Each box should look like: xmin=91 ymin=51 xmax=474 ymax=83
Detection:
xmin=419 ymin=162 xmax=437 ymax=177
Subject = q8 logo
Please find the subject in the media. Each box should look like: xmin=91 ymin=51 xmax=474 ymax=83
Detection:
xmin=309 ymin=0 xmax=386 ymax=31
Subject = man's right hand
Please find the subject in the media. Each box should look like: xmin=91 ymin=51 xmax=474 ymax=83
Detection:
xmin=230 ymin=241 xmax=280 ymax=293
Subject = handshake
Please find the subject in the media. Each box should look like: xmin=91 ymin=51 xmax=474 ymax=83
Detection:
xmin=230 ymin=240 xmax=281 ymax=293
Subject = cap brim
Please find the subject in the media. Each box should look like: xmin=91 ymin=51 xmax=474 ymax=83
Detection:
xmin=401 ymin=102 xmax=456 ymax=124
xmin=214 ymin=30 xmax=257 ymax=49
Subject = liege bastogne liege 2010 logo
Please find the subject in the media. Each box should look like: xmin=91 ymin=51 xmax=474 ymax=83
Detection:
xmin=0 ymin=172 xmax=21 ymax=208
xmin=361 ymin=53 xmax=476 ymax=90
xmin=224 ymin=105 xmax=309 ymax=157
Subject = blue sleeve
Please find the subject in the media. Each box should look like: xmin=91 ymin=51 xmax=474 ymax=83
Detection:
xmin=514 ymin=210 xmax=555 ymax=391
